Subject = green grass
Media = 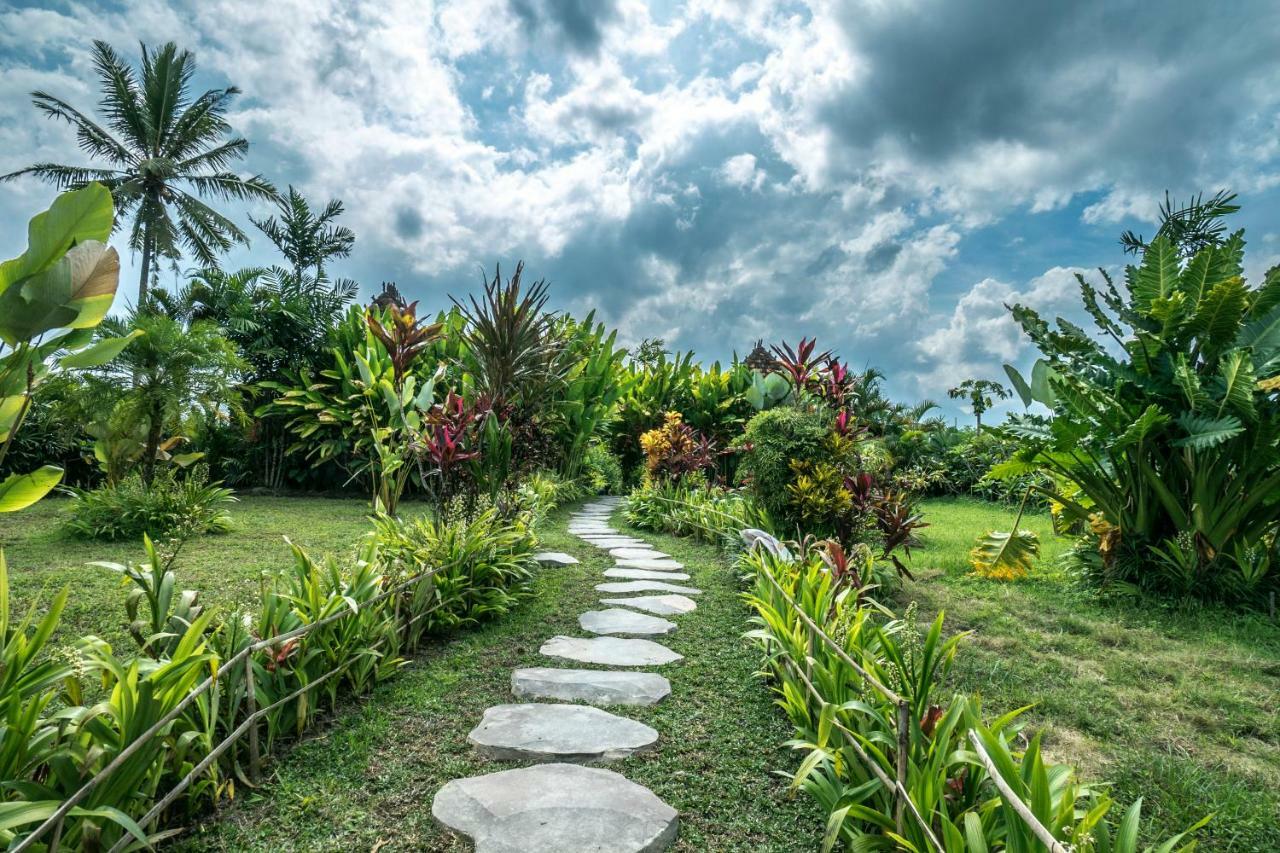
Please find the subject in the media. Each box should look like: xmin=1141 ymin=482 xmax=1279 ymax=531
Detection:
xmin=177 ymin=502 xmax=821 ymax=851
xmin=903 ymin=497 xmax=1280 ymax=851
xmin=0 ymin=495 xmax=375 ymax=647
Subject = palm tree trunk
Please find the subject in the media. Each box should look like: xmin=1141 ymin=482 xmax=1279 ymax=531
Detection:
xmin=138 ymin=226 xmax=153 ymax=308
xmin=141 ymin=407 xmax=162 ymax=487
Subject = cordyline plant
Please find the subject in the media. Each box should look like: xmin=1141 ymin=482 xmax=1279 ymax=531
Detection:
xmin=1000 ymin=195 xmax=1280 ymax=604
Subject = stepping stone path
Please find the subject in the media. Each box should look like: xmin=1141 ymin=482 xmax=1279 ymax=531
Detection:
xmin=535 ymin=551 xmax=579 ymax=567
xmin=433 ymin=496 xmax=694 ymax=851
xmin=614 ymin=558 xmax=685 ymax=571
xmin=604 ymin=567 xmax=692 ymax=581
xmin=596 ymin=580 xmax=703 ymax=596
xmin=468 ymin=703 xmax=658 ymax=763
xmin=601 ymin=594 xmax=698 ymax=616
xmin=433 ymin=764 xmax=679 ymax=853
xmin=610 ymin=547 xmax=671 ymax=560
xmin=512 ymin=667 xmax=671 ymax=706
xmin=580 ymin=608 xmax=678 ymax=636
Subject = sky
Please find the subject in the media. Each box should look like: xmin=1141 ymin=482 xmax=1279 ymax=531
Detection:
xmin=2 ymin=0 xmax=1280 ymax=423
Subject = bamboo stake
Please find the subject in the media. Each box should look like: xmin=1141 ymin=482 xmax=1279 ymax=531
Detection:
xmin=967 ymin=730 xmax=1070 ymax=853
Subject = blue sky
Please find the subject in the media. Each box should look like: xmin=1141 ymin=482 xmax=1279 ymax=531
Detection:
xmin=3 ymin=0 xmax=1280 ymax=422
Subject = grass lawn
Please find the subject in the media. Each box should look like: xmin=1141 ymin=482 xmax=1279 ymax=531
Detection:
xmin=177 ymin=502 xmax=821 ymax=851
xmin=0 ymin=495 xmax=377 ymax=647
xmin=904 ymin=497 xmax=1280 ymax=851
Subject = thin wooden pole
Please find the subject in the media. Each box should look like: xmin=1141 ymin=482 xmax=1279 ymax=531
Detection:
xmin=244 ymin=653 xmax=261 ymax=785
xmin=895 ymin=699 xmax=910 ymax=837
xmin=967 ymin=730 xmax=1070 ymax=853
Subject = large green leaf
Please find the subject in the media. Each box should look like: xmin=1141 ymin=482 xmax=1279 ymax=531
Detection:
xmin=1173 ymin=412 xmax=1244 ymax=450
xmin=1129 ymin=235 xmax=1179 ymax=312
xmin=0 ymin=465 xmax=64 ymax=512
xmin=1189 ymin=275 xmax=1248 ymax=355
xmin=970 ymin=528 xmax=1040 ymax=579
xmin=1003 ymin=364 xmax=1033 ymax=407
xmin=0 ymin=182 xmax=113 ymax=294
xmin=0 ymin=241 xmax=121 ymax=344
xmin=1237 ymin=301 xmax=1280 ymax=375
xmin=58 ymin=328 xmax=144 ymax=369
xmin=1214 ymin=349 xmax=1256 ymax=419
xmin=1114 ymin=404 xmax=1169 ymax=448
xmin=1029 ymin=359 xmax=1057 ymax=407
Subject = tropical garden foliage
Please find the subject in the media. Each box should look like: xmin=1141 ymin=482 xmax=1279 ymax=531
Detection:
xmin=0 ymin=34 xmax=1270 ymax=853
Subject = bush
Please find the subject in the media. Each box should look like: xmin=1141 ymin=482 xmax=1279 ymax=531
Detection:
xmin=626 ymin=479 xmax=771 ymax=547
xmin=734 ymin=406 xmax=831 ymax=525
xmin=65 ymin=466 xmax=235 ymax=541
xmin=371 ymin=507 xmax=537 ymax=642
xmin=582 ymin=441 xmax=624 ymax=494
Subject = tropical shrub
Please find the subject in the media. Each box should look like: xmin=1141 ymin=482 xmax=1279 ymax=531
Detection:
xmin=626 ymin=479 xmax=771 ymax=546
xmin=371 ymin=508 xmax=537 ymax=644
xmin=1002 ymin=199 xmax=1280 ymax=604
xmin=65 ymin=465 xmax=235 ymax=541
xmin=734 ymin=405 xmax=832 ymax=524
xmin=744 ymin=542 xmax=1206 ymax=851
xmin=638 ymin=412 xmax=718 ymax=482
xmin=581 ymin=441 xmax=624 ymax=494
xmin=612 ymin=349 xmax=696 ymax=482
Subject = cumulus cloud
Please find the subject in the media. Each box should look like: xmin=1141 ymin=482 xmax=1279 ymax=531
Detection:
xmin=2 ymin=0 xmax=1279 ymax=418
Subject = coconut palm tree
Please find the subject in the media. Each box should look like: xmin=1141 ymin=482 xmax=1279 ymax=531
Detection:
xmin=250 ymin=186 xmax=355 ymax=281
xmin=1 ymin=40 xmax=277 ymax=306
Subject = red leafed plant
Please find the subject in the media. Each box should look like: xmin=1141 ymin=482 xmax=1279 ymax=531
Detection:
xmin=771 ymin=337 xmax=832 ymax=392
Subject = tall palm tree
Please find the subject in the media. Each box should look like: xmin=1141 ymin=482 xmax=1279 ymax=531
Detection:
xmin=1 ymin=40 xmax=277 ymax=306
xmin=250 ymin=186 xmax=355 ymax=281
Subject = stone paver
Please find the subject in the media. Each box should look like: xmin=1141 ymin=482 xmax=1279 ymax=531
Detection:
xmin=604 ymin=568 xmax=692 ymax=581
xmin=511 ymin=667 xmax=671 ymax=706
xmin=596 ymin=580 xmax=702 ymax=596
xmin=601 ymin=594 xmax=698 ymax=616
xmin=541 ymin=635 xmax=682 ymax=666
xmin=614 ymin=558 xmax=685 ymax=571
xmin=580 ymin=608 xmax=678 ymax=636
xmin=578 ymin=537 xmax=650 ymax=547
xmin=609 ymin=548 xmax=670 ymax=560
xmin=432 ymin=763 xmax=678 ymax=852
xmin=534 ymin=552 xmax=579 ymax=567
xmin=468 ymin=703 xmax=658 ymax=763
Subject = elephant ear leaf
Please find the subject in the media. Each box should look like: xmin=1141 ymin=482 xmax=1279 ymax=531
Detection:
xmin=1003 ymin=364 xmax=1033 ymax=407
xmin=970 ymin=528 xmax=1040 ymax=580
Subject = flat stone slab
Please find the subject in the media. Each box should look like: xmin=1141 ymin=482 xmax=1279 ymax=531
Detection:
xmin=580 ymin=608 xmax=678 ymax=636
xmin=609 ymin=548 xmax=671 ymax=560
xmin=433 ymin=763 xmax=678 ymax=852
xmin=614 ymin=558 xmax=685 ymax=571
xmin=534 ymin=552 xmax=579 ymax=567
xmin=579 ymin=537 xmax=649 ymax=546
xmin=468 ymin=704 xmax=658 ymax=763
xmin=597 ymin=581 xmax=702 ymax=596
xmin=570 ymin=525 xmax=617 ymax=533
xmin=604 ymin=568 xmax=691 ymax=581
xmin=512 ymin=667 xmax=671 ymax=706
xmin=602 ymin=595 xmax=698 ymax=616
xmin=541 ymin=635 xmax=682 ymax=666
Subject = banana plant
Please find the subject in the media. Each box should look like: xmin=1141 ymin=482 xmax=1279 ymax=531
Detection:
xmin=0 ymin=183 xmax=140 ymax=511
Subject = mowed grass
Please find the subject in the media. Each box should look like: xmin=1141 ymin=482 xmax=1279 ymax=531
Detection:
xmin=0 ymin=495 xmax=376 ymax=647
xmin=177 ymin=503 xmax=821 ymax=851
xmin=904 ymin=497 xmax=1280 ymax=850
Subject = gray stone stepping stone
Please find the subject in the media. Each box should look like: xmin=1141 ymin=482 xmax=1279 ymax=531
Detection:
xmin=609 ymin=548 xmax=670 ymax=560
xmin=604 ymin=568 xmax=691 ymax=581
xmin=580 ymin=608 xmax=678 ymax=636
xmin=614 ymin=558 xmax=685 ymax=571
xmin=541 ymin=635 xmax=682 ymax=666
xmin=570 ymin=524 xmax=617 ymax=532
xmin=468 ymin=703 xmax=658 ymax=763
xmin=512 ymin=667 xmax=671 ymax=706
xmin=602 ymin=595 xmax=698 ymax=616
xmin=580 ymin=538 xmax=650 ymax=549
xmin=433 ymin=763 xmax=678 ymax=852
xmin=597 ymin=580 xmax=702 ymax=596
xmin=534 ymin=552 xmax=579 ymax=567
